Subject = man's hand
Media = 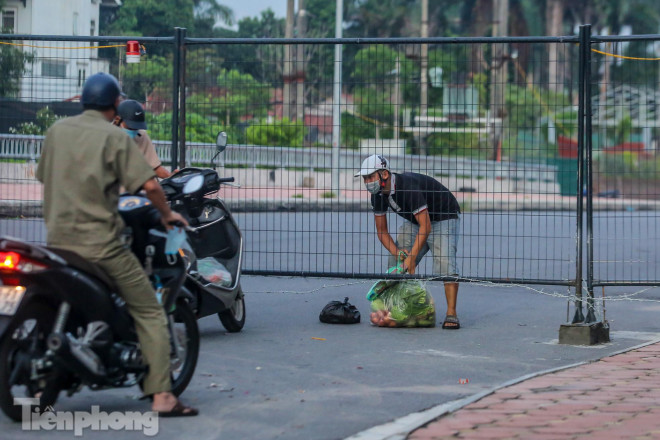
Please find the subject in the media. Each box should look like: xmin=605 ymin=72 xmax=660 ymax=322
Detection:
xmin=397 ymin=248 xmax=409 ymax=261
xmin=402 ymin=254 xmax=416 ymax=274
xmin=161 ymin=211 xmax=188 ymax=230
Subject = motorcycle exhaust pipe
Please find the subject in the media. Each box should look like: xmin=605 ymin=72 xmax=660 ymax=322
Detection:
xmin=47 ymin=333 xmax=108 ymax=385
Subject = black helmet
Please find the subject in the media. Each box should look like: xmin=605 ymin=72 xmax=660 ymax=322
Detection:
xmin=81 ymin=72 xmax=123 ymax=109
xmin=117 ymin=99 xmax=147 ymax=130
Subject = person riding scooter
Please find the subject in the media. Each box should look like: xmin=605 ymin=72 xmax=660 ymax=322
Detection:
xmin=36 ymin=72 xmax=197 ymax=417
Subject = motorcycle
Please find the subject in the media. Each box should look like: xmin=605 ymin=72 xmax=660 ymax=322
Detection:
xmin=0 ymin=188 xmax=201 ymax=421
xmin=160 ymin=132 xmax=245 ymax=332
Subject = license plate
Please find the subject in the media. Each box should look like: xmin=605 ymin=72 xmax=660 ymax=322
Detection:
xmin=0 ymin=286 xmax=26 ymax=316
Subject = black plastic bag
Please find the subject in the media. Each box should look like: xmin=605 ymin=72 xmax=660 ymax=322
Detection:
xmin=319 ymin=297 xmax=361 ymax=324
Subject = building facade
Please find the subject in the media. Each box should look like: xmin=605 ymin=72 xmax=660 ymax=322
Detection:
xmin=1 ymin=0 xmax=120 ymax=101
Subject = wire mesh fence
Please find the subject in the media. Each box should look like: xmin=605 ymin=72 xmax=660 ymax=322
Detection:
xmin=0 ymin=34 xmax=175 ymax=246
xmin=590 ymin=36 xmax=660 ymax=286
xmin=0 ymin=30 xmax=659 ymax=291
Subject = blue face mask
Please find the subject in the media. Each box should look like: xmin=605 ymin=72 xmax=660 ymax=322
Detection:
xmin=123 ymin=128 xmax=138 ymax=139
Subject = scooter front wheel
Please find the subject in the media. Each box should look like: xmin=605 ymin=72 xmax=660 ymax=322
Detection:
xmin=218 ymin=286 xmax=245 ymax=333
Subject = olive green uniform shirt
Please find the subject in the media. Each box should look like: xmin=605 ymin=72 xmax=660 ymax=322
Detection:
xmin=36 ymin=110 xmax=155 ymax=256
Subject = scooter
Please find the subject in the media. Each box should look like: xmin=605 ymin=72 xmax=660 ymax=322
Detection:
xmin=0 ymin=192 xmax=200 ymax=421
xmin=160 ymin=132 xmax=245 ymax=332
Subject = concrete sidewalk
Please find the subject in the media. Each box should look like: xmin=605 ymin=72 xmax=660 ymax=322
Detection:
xmin=404 ymin=340 xmax=660 ymax=439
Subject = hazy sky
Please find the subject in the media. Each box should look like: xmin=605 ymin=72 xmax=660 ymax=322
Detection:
xmin=229 ymin=0 xmax=289 ymax=24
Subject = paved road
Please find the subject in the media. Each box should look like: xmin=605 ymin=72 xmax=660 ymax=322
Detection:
xmin=2 ymin=211 xmax=659 ymax=282
xmin=1 ymin=275 xmax=660 ymax=439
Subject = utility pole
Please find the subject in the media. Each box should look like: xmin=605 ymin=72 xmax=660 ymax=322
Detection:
xmin=283 ymin=0 xmax=295 ymax=120
xmin=546 ymin=0 xmax=564 ymax=94
xmin=296 ymin=0 xmax=307 ymax=123
xmin=420 ymin=0 xmax=428 ymax=115
xmin=331 ymin=0 xmax=343 ymax=196
xmin=394 ymin=55 xmax=401 ymax=139
xmin=490 ymin=0 xmax=509 ymax=161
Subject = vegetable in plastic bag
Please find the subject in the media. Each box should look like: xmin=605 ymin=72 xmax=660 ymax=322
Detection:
xmin=367 ymin=266 xmax=435 ymax=328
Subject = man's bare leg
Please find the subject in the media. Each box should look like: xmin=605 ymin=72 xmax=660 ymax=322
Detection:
xmin=443 ymin=282 xmax=459 ymax=328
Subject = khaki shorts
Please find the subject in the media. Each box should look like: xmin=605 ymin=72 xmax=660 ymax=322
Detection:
xmin=388 ymin=217 xmax=460 ymax=276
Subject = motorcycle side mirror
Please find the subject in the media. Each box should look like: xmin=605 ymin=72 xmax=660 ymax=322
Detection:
xmin=216 ymin=131 xmax=227 ymax=153
xmin=183 ymin=174 xmax=204 ymax=194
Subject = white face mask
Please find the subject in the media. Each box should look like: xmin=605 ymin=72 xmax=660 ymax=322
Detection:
xmin=365 ymin=179 xmax=381 ymax=194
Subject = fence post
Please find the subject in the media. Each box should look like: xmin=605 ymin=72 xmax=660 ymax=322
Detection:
xmin=572 ymin=25 xmax=588 ymax=324
xmin=171 ymin=27 xmax=183 ymax=169
xmin=584 ymin=24 xmax=597 ymax=324
xmin=178 ymin=28 xmax=187 ymax=169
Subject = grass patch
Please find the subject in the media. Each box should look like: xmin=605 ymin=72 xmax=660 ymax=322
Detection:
xmin=225 ymin=163 xmax=249 ymax=169
xmin=320 ymin=191 xmax=336 ymax=199
xmin=291 ymin=194 xmax=304 ymax=198
xmin=434 ymin=173 xmax=451 ymax=178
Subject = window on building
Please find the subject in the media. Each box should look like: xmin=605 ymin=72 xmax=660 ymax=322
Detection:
xmin=42 ymin=60 xmax=67 ymax=78
xmin=1 ymin=9 xmax=16 ymax=33
xmin=78 ymin=69 xmax=86 ymax=87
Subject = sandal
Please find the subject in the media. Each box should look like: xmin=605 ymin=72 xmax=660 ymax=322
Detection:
xmin=156 ymin=400 xmax=199 ymax=418
xmin=442 ymin=314 xmax=460 ymax=330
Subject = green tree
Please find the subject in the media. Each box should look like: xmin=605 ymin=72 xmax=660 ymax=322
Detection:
xmin=146 ymin=111 xmax=221 ymax=143
xmin=215 ymin=69 xmax=270 ymax=119
xmin=0 ymin=44 xmax=33 ymax=97
xmin=0 ymin=0 xmax=34 ymax=98
xmin=246 ymin=118 xmax=305 ymax=147
xmin=120 ymin=54 xmax=172 ymax=102
xmin=10 ymin=107 xmax=61 ymax=135
xmin=103 ymin=0 xmax=232 ymax=38
xmin=192 ymin=0 xmax=234 ymax=35
xmin=215 ymin=10 xmax=285 ymax=85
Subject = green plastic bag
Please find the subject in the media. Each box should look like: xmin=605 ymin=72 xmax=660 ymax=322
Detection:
xmin=367 ymin=265 xmax=435 ymax=328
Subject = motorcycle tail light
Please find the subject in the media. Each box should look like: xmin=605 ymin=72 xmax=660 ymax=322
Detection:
xmin=0 ymin=251 xmax=48 ymax=273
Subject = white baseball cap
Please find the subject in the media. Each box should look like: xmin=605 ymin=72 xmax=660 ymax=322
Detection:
xmin=354 ymin=154 xmax=390 ymax=177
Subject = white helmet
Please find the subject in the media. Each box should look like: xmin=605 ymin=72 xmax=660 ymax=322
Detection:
xmin=354 ymin=154 xmax=389 ymax=177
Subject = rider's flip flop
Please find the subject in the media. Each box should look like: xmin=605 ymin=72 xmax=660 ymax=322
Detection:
xmin=156 ymin=401 xmax=199 ymax=418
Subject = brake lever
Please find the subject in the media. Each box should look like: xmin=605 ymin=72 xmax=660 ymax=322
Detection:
xmin=222 ymin=182 xmax=241 ymax=188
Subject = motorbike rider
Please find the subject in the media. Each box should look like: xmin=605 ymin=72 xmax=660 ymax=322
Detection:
xmin=113 ymin=99 xmax=171 ymax=179
xmin=36 ymin=72 xmax=198 ymax=416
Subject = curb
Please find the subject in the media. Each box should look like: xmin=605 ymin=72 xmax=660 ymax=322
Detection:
xmin=0 ymin=200 xmax=43 ymax=218
xmin=344 ymin=337 xmax=660 ymax=440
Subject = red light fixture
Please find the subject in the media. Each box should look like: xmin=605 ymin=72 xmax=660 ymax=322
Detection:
xmin=126 ymin=40 xmax=140 ymax=63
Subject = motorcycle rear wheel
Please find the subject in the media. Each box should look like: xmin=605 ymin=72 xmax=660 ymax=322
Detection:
xmin=0 ymin=301 xmax=60 ymax=422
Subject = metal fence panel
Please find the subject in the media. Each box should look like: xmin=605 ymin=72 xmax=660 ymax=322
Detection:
xmin=1 ymin=32 xmax=658 ymax=288
xmin=0 ymin=34 xmax=175 ymax=242
xmin=590 ymin=36 xmax=660 ymax=286
xmin=179 ymin=39 xmax=581 ymax=283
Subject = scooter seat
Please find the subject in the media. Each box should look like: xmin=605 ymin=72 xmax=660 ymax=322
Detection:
xmin=46 ymin=247 xmax=119 ymax=293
